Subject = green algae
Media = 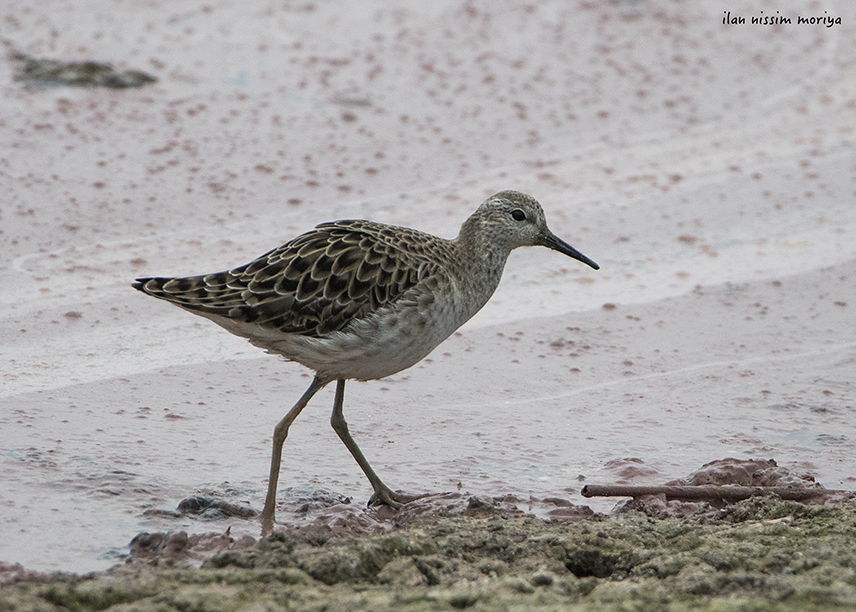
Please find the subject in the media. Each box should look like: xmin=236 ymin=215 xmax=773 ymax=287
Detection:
xmin=3 ymin=498 xmax=856 ymax=611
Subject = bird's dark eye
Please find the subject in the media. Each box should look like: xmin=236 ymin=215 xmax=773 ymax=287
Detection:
xmin=511 ymin=209 xmax=526 ymax=221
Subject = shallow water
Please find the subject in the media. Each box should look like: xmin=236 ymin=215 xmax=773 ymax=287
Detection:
xmin=1 ymin=0 xmax=855 ymax=572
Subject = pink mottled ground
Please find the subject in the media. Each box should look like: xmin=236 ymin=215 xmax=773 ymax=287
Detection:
xmin=1 ymin=0 xmax=854 ymax=572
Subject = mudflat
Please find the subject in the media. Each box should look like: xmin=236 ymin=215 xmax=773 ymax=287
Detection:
xmin=3 ymin=494 xmax=856 ymax=611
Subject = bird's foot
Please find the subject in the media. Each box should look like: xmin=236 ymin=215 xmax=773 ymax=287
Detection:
xmin=368 ymin=486 xmax=425 ymax=509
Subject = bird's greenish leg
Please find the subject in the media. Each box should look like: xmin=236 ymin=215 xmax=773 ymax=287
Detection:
xmin=260 ymin=375 xmax=329 ymax=535
xmin=329 ymin=379 xmax=424 ymax=508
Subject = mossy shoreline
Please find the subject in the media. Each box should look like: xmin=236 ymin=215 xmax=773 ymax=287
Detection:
xmin=3 ymin=496 xmax=856 ymax=611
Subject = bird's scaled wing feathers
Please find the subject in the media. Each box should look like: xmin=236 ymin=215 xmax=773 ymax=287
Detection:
xmin=133 ymin=220 xmax=444 ymax=336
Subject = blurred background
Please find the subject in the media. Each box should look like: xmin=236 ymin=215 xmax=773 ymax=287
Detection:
xmin=1 ymin=0 xmax=854 ymax=572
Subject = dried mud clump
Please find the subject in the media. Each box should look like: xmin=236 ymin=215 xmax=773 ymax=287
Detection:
xmin=611 ymin=458 xmax=853 ymax=517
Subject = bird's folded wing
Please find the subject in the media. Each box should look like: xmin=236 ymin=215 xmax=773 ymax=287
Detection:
xmin=133 ymin=220 xmax=444 ymax=336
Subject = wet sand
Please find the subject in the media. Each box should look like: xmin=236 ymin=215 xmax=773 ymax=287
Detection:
xmin=1 ymin=0 xmax=855 ymax=590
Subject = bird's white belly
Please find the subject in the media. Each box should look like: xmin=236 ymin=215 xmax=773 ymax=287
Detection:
xmin=227 ymin=291 xmax=474 ymax=381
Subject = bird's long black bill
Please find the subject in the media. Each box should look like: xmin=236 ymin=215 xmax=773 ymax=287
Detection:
xmin=542 ymin=232 xmax=600 ymax=270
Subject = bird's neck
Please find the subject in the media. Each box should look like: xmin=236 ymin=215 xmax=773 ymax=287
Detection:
xmin=454 ymin=216 xmax=512 ymax=287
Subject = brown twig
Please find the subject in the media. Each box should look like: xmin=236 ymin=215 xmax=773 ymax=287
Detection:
xmin=580 ymin=484 xmax=835 ymax=501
